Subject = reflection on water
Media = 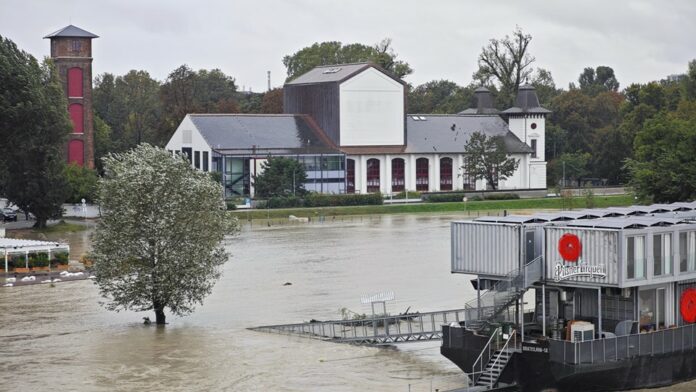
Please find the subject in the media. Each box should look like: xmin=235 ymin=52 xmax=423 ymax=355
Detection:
xmin=3 ymin=215 xmax=690 ymax=391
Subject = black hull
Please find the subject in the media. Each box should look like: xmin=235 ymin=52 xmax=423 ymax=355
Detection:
xmin=441 ymin=326 xmax=696 ymax=391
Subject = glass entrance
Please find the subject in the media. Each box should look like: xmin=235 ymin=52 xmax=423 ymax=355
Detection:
xmin=639 ymin=287 xmax=667 ymax=331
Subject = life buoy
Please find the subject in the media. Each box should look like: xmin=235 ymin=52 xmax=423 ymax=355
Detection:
xmin=680 ymin=288 xmax=696 ymax=323
xmin=558 ymin=233 xmax=582 ymax=262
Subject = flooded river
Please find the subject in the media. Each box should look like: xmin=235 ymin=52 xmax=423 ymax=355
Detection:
xmin=0 ymin=215 xmax=476 ymax=392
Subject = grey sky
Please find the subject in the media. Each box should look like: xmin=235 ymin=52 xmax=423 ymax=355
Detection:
xmin=2 ymin=0 xmax=695 ymax=93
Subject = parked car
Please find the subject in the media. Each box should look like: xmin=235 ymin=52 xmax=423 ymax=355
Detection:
xmin=2 ymin=208 xmax=17 ymax=222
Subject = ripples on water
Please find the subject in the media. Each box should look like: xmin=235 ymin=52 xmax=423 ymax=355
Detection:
xmin=3 ymin=214 xmax=696 ymax=391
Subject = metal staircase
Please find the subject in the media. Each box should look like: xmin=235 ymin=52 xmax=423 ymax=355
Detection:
xmin=470 ymin=328 xmax=518 ymax=389
xmin=464 ymin=255 xmax=543 ymax=329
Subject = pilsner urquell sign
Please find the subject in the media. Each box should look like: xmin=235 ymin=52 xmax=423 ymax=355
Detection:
xmin=553 ymin=233 xmax=607 ymax=282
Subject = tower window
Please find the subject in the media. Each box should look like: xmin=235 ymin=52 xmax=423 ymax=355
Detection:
xmin=70 ymin=40 xmax=82 ymax=53
xmin=531 ymin=122 xmax=537 ymax=130
xmin=531 ymin=139 xmax=538 ymax=158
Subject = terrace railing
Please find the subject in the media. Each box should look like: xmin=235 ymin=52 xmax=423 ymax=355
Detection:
xmin=549 ymin=322 xmax=696 ymax=365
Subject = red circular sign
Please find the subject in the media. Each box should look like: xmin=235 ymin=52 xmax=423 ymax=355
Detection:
xmin=558 ymin=233 xmax=582 ymax=262
xmin=681 ymin=288 xmax=696 ymax=323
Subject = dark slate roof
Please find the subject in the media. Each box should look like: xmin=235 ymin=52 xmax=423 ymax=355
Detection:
xmin=459 ymin=87 xmax=500 ymax=115
xmin=189 ymin=114 xmax=341 ymax=155
xmin=44 ymin=25 xmax=98 ymax=39
xmin=285 ymin=62 xmax=405 ymax=86
xmin=502 ymin=84 xmax=551 ymax=115
xmin=404 ymin=114 xmax=533 ymax=154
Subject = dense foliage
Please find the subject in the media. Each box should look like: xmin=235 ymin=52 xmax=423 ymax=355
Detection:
xmin=0 ymin=36 xmax=71 ymax=227
xmin=257 ymin=193 xmax=384 ymax=209
xmin=252 ymin=157 xmax=307 ymax=198
xmin=92 ymin=144 xmax=238 ymax=324
xmin=283 ymin=39 xmax=413 ymax=81
xmin=463 ymin=132 xmax=520 ymax=190
xmin=64 ymin=163 xmax=99 ymax=203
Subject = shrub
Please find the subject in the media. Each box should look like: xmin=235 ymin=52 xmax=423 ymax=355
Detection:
xmin=483 ymin=193 xmax=520 ymax=200
xmin=226 ymin=200 xmax=237 ymax=210
xmin=304 ymin=193 xmax=383 ymax=207
xmin=64 ymin=163 xmax=99 ymax=203
xmin=390 ymin=191 xmax=420 ymax=200
xmin=422 ymin=193 xmax=469 ymax=203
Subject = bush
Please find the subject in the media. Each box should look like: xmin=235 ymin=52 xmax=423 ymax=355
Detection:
xmin=304 ymin=193 xmax=383 ymax=207
xmin=422 ymin=193 xmax=469 ymax=203
xmin=390 ymin=191 xmax=420 ymax=200
xmin=226 ymin=200 xmax=237 ymax=210
xmin=64 ymin=163 xmax=99 ymax=203
xmin=257 ymin=196 xmax=303 ymax=209
xmin=483 ymin=193 xmax=520 ymax=200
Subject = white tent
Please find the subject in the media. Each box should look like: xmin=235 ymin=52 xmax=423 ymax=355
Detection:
xmin=0 ymin=238 xmax=70 ymax=273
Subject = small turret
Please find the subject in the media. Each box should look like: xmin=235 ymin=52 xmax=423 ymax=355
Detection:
xmin=459 ymin=87 xmax=499 ymax=115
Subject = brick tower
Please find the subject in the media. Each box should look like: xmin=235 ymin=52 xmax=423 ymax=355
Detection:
xmin=44 ymin=25 xmax=98 ymax=168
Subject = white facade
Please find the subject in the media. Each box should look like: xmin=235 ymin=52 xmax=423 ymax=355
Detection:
xmin=164 ymin=115 xmax=213 ymax=171
xmin=339 ymin=67 xmax=405 ymax=146
xmin=508 ymin=114 xmax=547 ymax=189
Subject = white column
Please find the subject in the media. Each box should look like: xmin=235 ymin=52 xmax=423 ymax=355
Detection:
xmin=432 ymin=154 xmax=440 ymax=192
xmin=25 ymin=251 xmax=29 ymax=269
xmin=4 ymin=250 xmax=7 ymax=275
xmin=385 ymin=155 xmax=392 ymax=195
xmin=409 ymin=155 xmax=417 ymax=192
xmin=380 ymin=156 xmax=387 ymax=194
xmin=457 ymin=154 xmax=464 ymax=190
xmin=360 ymin=155 xmax=368 ymax=194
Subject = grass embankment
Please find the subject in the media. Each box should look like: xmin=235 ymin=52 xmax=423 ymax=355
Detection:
xmin=232 ymin=194 xmax=634 ymax=220
xmin=31 ymin=221 xmax=88 ymax=233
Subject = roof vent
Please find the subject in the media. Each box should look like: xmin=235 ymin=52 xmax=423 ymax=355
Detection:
xmin=411 ymin=116 xmax=421 ymax=121
xmin=322 ymin=67 xmax=342 ymax=74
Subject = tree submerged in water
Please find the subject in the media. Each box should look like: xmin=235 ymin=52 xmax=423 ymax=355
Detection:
xmin=92 ymin=144 xmax=238 ymax=325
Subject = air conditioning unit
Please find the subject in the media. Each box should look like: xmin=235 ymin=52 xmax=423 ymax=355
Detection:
xmin=570 ymin=321 xmax=595 ymax=342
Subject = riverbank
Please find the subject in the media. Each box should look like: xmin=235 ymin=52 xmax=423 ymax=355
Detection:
xmin=231 ymin=194 xmax=634 ymax=221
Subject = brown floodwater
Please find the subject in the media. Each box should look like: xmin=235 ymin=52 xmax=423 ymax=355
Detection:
xmin=2 ymin=214 xmax=695 ymax=392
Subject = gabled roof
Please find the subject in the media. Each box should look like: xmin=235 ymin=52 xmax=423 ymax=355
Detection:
xmin=188 ymin=114 xmax=341 ymax=155
xmin=404 ymin=114 xmax=533 ymax=154
xmin=44 ymin=25 xmax=98 ymax=39
xmin=285 ymin=62 xmax=405 ymax=86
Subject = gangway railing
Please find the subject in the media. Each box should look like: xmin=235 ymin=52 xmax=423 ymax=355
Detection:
xmin=250 ymin=308 xmax=468 ymax=345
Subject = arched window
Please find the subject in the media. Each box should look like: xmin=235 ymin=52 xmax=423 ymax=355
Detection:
xmin=68 ymin=139 xmax=84 ymax=166
xmin=68 ymin=67 xmax=83 ymax=97
xmin=366 ymin=158 xmax=380 ymax=193
xmin=440 ymin=157 xmax=453 ymax=191
xmin=68 ymin=103 xmax=83 ymax=133
xmin=346 ymin=159 xmax=355 ymax=194
xmin=416 ymin=158 xmax=429 ymax=191
xmin=391 ymin=158 xmax=405 ymax=192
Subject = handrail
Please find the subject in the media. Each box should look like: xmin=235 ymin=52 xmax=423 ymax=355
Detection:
xmin=471 ymin=327 xmax=500 ymax=385
xmin=485 ymin=329 xmax=517 ymax=389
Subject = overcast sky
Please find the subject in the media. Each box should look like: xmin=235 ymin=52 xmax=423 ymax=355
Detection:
xmin=2 ymin=0 xmax=695 ymax=92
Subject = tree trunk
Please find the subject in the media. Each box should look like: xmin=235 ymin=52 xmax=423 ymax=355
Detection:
xmin=155 ymin=307 xmax=166 ymax=325
xmin=33 ymin=218 xmax=47 ymax=229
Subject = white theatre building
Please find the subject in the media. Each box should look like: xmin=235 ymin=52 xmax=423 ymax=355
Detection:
xmin=165 ymin=63 xmax=548 ymax=198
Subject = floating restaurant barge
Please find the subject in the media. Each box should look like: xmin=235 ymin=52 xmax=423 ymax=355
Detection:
xmin=443 ymin=202 xmax=696 ymax=391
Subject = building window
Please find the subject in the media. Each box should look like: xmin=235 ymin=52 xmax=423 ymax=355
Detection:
xmin=627 ymin=236 xmax=646 ymax=279
xmin=653 ymin=233 xmax=672 ymax=276
xmin=70 ymin=40 xmax=82 ymax=53
xmin=391 ymin=158 xmax=405 ymax=192
xmin=680 ymin=231 xmax=696 ymax=272
xmin=531 ymin=122 xmax=537 ymax=130
xmin=366 ymin=158 xmax=380 ymax=193
xmin=68 ymin=139 xmax=84 ymax=166
xmin=462 ymin=157 xmax=475 ymax=190
xmin=440 ymin=157 xmax=453 ymax=191
xmin=224 ymin=157 xmax=250 ymax=197
xmin=181 ymin=147 xmax=192 ymax=163
xmin=68 ymin=103 xmax=84 ymax=133
xmin=194 ymin=151 xmax=201 ymax=169
xmin=67 ymin=67 xmax=83 ymax=97
xmin=203 ymin=151 xmax=209 ymax=172
xmin=416 ymin=158 xmax=429 ymax=191
xmin=530 ymin=139 xmax=537 ymax=158
xmin=346 ymin=159 xmax=355 ymax=193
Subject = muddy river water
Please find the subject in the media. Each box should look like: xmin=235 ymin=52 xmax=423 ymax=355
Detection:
xmin=0 ymin=215 xmax=476 ymax=392
xmin=2 ymin=214 xmax=694 ymax=392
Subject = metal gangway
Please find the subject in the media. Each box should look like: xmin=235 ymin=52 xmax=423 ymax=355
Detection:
xmin=249 ymin=308 xmax=472 ymax=345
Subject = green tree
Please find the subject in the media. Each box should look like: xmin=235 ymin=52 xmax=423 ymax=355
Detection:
xmin=93 ymin=70 xmax=162 ymax=151
xmin=626 ymin=108 xmax=696 ymax=202
xmin=260 ymin=88 xmax=284 ymax=113
xmin=283 ymin=39 xmax=413 ymax=82
xmin=472 ymin=27 xmax=536 ymax=108
xmin=64 ymin=163 xmax=99 ymax=203
xmin=407 ymin=80 xmax=473 ymax=113
xmin=92 ymin=144 xmax=237 ymax=325
xmin=252 ymin=157 xmax=307 ymax=197
xmin=0 ymin=36 xmax=71 ymax=228
xmin=548 ymin=152 xmax=591 ymax=187
xmin=463 ymin=132 xmax=519 ymax=190
xmin=578 ymin=66 xmax=620 ymax=96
